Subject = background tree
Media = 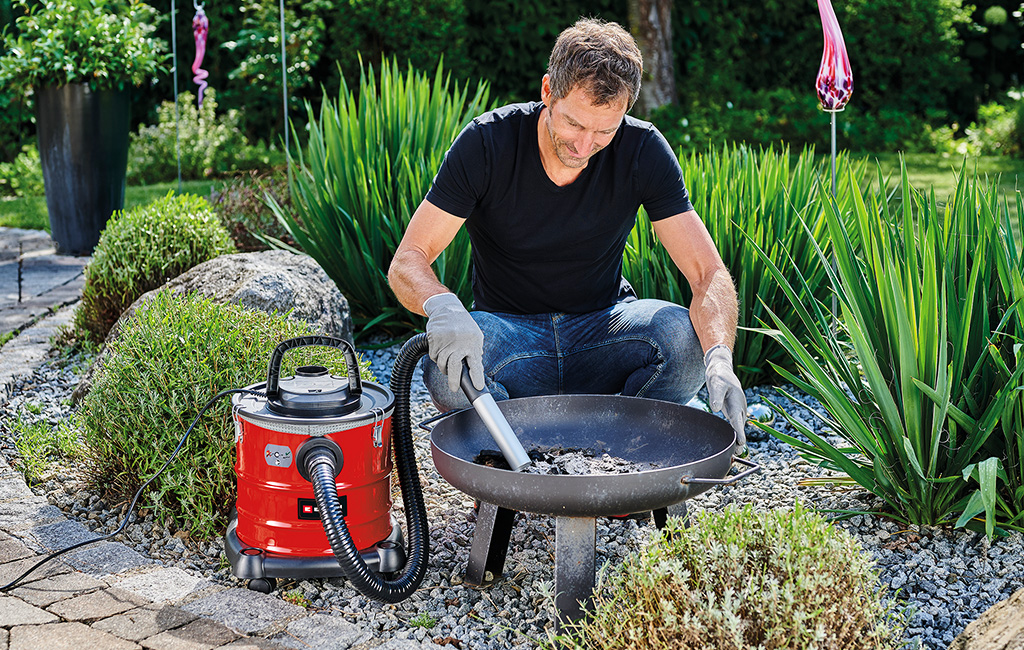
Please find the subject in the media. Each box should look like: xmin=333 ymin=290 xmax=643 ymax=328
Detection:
xmin=628 ymin=0 xmax=676 ymax=115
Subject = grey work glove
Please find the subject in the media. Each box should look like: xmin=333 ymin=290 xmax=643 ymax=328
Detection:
xmin=704 ymin=345 xmax=748 ymax=455
xmin=423 ymin=292 xmax=486 ymax=394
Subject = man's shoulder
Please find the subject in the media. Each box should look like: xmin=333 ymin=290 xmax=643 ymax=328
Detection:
xmin=472 ymin=101 xmax=542 ymax=130
xmin=620 ymin=113 xmax=659 ymax=140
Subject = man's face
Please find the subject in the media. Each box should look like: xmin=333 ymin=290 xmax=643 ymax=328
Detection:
xmin=541 ymin=75 xmax=627 ymax=170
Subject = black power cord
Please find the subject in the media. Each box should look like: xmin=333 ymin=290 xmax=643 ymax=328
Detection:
xmin=0 ymin=387 xmax=265 ymax=593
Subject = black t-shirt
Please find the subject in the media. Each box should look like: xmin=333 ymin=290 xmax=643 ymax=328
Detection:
xmin=425 ymin=101 xmax=693 ymax=314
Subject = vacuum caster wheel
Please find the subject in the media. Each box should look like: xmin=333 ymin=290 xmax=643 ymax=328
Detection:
xmin=247 ymin=577 xmax=276 ymax=593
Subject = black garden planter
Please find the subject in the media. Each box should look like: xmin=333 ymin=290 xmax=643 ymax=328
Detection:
xmin=35 ymin=84 xmax=131 ymax=256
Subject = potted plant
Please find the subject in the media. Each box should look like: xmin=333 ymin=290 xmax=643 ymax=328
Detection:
xmin=0 ymin=0 xmax=165 ymax=255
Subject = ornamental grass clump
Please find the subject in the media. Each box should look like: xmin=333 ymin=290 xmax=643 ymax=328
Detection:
xmin=556 ymin=504 xmax=905 ymax=650
xmin=74 ymin=192 xmax=234 ymax=342
xmin=622 ymin=144 xmax=868 ymax=387
xmin=81 ymin=290 xmax=374 ymax=540
xmin=752 ymin=162 xmax=1024 ymax=535
xmin=271 ymin=58 xmax=492 ymax=336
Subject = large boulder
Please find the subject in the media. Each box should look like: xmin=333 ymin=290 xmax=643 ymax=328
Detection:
xmin=72 ymin=250 xmax=353 ymax=403
xmin=948 ymin=587 xmax=1024 ymax=650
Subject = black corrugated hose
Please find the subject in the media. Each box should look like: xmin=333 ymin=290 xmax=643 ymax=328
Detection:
xmin=303 ymin=333 xmax=430 ymax=603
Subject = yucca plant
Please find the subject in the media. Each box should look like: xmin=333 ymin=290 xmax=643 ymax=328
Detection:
xmin=622 ymin=145 xmax=868 ymax=386
xmin=269 ymin=59 xmax=492 ymax=337
xmin=751 ymin=160 xmax=1024 ymax=535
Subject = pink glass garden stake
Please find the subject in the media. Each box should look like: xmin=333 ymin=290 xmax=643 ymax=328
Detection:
xmin=816 ymin=0 xmax=853 ymax=195
xmin=192 ymin=2 xmax=209 ymax=108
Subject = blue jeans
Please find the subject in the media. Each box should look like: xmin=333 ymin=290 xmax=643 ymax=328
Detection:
xmin=422 ymin=299 xmax=706 ymax=412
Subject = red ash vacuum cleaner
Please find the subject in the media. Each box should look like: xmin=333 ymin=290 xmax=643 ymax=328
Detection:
xmin=224 ymin=336 xmax=428 ymax=600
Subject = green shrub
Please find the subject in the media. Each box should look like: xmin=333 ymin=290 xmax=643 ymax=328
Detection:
xmin=623 ymin=145 xmax=869 ymax=387
xmin=81 ymin=289 xmax=375 ymax=539
xmin=556 ymin=504 xmax=905 ymax=649
xmin=11 ymin=416 xmax=81 ymax=485
xmin=753 ymin=163 xmax=1024 ymax=535
xmin=74 ymin=193 xmax=234 ymax=342
xmin=127 ymin=90 xmax=274 ymax=185
xmin=653 ymin=91 xmax=936 ymax=155
xmin=209 ymin=170 xmax=298 ymax=252
xmin=0 ymin=0 xmax=166 ymax=96
xmin=928 ymin=96 xmax=1024 ymax=157
xmin=272 ymin=58 xmax=492 ymax=336
xmin=0 ymin=143 xmax=44 ymax=198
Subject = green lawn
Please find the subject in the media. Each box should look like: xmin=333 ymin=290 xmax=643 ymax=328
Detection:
xmin=862 ymin=153 xmax=1023 ymax=221
xmin=0 ymin=180 xmax=219 ymax=231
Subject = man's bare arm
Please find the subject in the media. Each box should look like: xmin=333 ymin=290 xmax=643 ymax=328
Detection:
xmin=651 ymin=210 xmax=738 ymax=352
xmin=389 ymin=200 xmax=467 ymax=316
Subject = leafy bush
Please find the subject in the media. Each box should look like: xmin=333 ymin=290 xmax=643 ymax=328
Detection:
xmin=671 ymin=0 xmax=970 ymax=121
xmin=74 ymin=193 xmax=234 ymax=342
xmin=273 ymin=58 xmax=492 ymax=336
xmin=653 ymin=90 xmax=936 ymax=154
xmin=623 ymin=145 xmax=869 ymax=387
xmin=928 ymin=95 xmax=1024 ymax=157
xmin=0 ymin=0 xmax=165 ymax=96
xmin=80 ymin=290 xmax=375 ymax=539
xmin=127 ymin=90 xmax=274 ymax=185
xmin=753 ymin=163 xmax=1024 ymax=535
xmin=462 ymin=0 xmax=626 ymax=103
xmin=0 ymin=143 xmax=44 ymax=198
xmin=209 ymin=170 xmax=297 ymax=252
xmin=556 ymin=504 xmax=906 ymax=649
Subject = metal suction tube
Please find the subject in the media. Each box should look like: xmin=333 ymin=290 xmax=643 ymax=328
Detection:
xmin=460 ymin=366 xmax=532 ymax=472
xmin=298 ymin=335 xmax=432 ymax=603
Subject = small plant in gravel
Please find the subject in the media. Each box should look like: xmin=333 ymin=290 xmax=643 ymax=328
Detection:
xmin=80 ymin=289 xmax=374 ymax=539
xmin=283 ymin=590 xmax=311 ymax=608
xmin=12 ymin=416 xmax=82 ymax=485
xmin=554 ymin=504 xmax=906 ymax=650
xmin=409 ymin=612 xmax=438 ymax=629
xmin=73 ymin=192 xmax=234 ymax=343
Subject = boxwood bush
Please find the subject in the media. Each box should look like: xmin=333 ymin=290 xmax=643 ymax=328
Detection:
xmin=556 ymin=504 xmax=906 ymax=649
xmin=74 ymin=192 xmax=234 ymax=342
xmin=81 ymin=289 xmax=374 ymax=540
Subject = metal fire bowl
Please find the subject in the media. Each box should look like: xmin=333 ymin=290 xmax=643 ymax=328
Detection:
xmin=430 ymin=394 xmax=750 ymax=518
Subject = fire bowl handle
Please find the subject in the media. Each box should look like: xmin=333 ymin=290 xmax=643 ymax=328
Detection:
xmin=680 ymin=456 xmax=761 ymax=485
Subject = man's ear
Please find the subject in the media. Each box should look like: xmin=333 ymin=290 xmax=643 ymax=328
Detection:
xmin=540 ymin=74 xmax=552 ymax=106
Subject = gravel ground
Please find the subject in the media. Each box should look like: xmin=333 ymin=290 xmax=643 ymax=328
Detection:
xmin=1 ymin=342 xmax=1022 ymax=650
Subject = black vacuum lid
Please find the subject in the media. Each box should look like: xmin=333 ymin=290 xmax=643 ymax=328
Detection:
xmin=265 ymin=365 xmax=362 ymax=417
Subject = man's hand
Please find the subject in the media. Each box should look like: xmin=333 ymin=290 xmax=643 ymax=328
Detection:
xmin=424 ymin=293 xmax=485 ymax=394
xmin=704 ymin=345 xmax=747 ymax=455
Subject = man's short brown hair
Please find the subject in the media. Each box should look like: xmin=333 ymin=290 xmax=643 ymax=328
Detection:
xmin=547 ymin=18 xmax=643 ymax=110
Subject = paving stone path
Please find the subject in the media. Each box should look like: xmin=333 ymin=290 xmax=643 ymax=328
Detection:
xmin=0 ymin=228 xmax=433 ymax=650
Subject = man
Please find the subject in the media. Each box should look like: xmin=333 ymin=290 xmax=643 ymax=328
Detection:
xmin=388 ymin=18 xmax=747 ymax=454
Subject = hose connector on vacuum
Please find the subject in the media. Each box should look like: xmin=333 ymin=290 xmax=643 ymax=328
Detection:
xmin=296 ymin=438 xmax=343 ymax=482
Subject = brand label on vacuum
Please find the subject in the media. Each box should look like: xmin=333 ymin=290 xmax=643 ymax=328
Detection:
xmin=264 ymin=444 xmax=293 ymax=468
xmin=298 ymin=496 xmax=346 ymax=520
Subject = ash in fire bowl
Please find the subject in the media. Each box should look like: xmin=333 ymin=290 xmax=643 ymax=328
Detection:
xmin=474 ymin=446 xmax=663 ymax=475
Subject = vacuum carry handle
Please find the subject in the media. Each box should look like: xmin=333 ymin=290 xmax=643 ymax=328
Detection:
xmin=265 ymin=335 xmax=362 ymax=400
xmin=460 ymin=364 xmax=532 ymax=472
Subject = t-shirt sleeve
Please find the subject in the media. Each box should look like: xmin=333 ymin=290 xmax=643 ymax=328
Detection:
xmin=637 ymin=128 xmax=693 ymax=221
xmin=425 ymin=121 xmax=487 ymax=219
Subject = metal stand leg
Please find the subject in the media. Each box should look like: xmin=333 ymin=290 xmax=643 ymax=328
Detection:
xmin=654 ymin=503 xmax=689 ymax=532
xmin=554 ymin=516 xmax=596 ymax=633
xmin=464 ymin=502 xmax=516 ymax=586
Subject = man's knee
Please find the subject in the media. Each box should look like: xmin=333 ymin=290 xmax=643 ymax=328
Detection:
xmin=627 ymin=300 xmax=705 ymax=402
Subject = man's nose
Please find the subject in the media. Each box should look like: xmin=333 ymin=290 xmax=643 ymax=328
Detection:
xmin=575 ymin=133 xmax=595 ymax=154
